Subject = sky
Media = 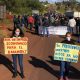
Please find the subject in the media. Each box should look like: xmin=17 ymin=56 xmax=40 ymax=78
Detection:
xmin=40 ymin=0 xmax=61 ymax=3
xmin=40 ymin=0 xmax=80 ymax=3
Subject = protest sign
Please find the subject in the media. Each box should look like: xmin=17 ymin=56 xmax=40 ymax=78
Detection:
xmin=39 ymin=26 xmax=68 ymax=35
xmin=4 ymin=38 xmax=28 ymax=54
xmin=54 ymin=43 xmax=80 ymax=63
xmin=48 ymin=26 xmax=68 ymax=35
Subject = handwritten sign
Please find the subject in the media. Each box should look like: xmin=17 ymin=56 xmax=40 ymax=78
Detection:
xmin=4 ymin=38 xmax=28 ymax=54
xmin=54 ymin=43 xmax=80 ymax=63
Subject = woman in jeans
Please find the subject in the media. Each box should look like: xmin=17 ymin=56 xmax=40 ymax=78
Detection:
xmin=59 ymin=32 xmax=75 ymax=80
xmin=11 ymin=27 xmax=25 ymax=79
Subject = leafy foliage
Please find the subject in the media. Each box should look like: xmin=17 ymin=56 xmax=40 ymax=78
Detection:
xmin=0 ymin=0 xmax=44 ymax=14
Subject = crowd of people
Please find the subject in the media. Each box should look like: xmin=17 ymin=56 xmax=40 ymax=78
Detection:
xmin=9 ymin=12 xmax=80 ymax=80
xmin=11 ymin=27 xmax=80 ymax=80
xmin=13 ymin=12 xmax=80 ymax=42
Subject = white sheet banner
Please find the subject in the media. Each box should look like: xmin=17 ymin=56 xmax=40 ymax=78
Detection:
xmin=39 ymin=26 xmax=68 ymax=35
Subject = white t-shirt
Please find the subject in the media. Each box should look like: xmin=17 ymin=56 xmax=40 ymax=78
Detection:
xmin=68 ymin=18 xmax=76 ymax=27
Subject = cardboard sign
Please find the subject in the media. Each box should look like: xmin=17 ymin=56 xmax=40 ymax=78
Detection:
xmin=4 ymin=38 xmax=28 ymax=54
xmin=54 ymin=43 xmax=80 ymax=63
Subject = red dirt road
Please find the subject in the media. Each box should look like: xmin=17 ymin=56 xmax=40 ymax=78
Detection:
xmin=0 ymin=28 xmax=80 ymax=80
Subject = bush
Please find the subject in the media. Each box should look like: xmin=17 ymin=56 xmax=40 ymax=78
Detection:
xmin=12 ymin=7 xmax=32 ymax=15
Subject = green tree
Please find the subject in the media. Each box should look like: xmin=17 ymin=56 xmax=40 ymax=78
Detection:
xmin=0 ymin=0 xmax=44 ymax=14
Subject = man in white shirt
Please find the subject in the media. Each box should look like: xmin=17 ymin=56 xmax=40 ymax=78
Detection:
xmin=68 ymin=17 xmax=76 ymax=34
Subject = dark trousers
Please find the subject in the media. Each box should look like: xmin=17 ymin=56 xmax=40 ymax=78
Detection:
xmin=14 ymin=23 xmax=16 ymax=29
xmin=76 ymin=26 xmax=80 ymax=34
xmin=60 ymin=61 xmax=70 ymax=77
xmin=12 ymin=54 xmax=23 ymax=74
xmin=43 ymin=27 xmax=49 ymax=36
xmin=35 ymin=24 xmax=39 ymax=34
xmin=29 ymin=23 xmax=33 ymax=30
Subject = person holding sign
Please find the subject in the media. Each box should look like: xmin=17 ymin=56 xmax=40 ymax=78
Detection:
xmin=59 ymin=32 xmax=75 ymax=80
xmin=11 ymin=27 xmax=25 ymax=79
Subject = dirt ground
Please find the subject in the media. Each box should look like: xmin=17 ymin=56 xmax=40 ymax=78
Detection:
xmin=0 ymin=25 xmax=80 ymax=80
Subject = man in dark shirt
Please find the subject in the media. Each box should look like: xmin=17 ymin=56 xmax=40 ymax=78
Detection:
xmin=42 ymin=15 xmax=49 ymax=37
xmin=75 ymin=17 xmax=80 ymax=35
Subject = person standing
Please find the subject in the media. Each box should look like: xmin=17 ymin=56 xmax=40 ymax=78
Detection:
xmin=75 ymin=17 xmax=80 ymax=43
xmin=21 ymin=15 xmax=25 ymax=28
xmin=28 ymin=15 xmax=34 ymax=30
xmin=17 ymin=15 xmax=22 ymax=27
xmin=24 ymin=15 xmax=28 ymax=28
xmin=68 ymin=17 xmax=76 ymax=34
xmin=59 ymin=32 xmax=75 ymax=80
xmin=34 ymin=14 xmax=42 ymax=35
xmin=11 ymin=27 xmax=25 ymax=79
xmin=42 ymin=15 xmax=49 ymax=37
xmin=13 ymin=15 xmax=17 ymax=29
xmin=76 ymin=17 xmax=80 ymax=34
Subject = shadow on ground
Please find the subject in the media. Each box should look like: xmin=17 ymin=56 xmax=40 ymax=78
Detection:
xmin=47 ymin=56 xmax=80 ymax=79
xmin=28 ymin=56 xmax=59 ymax=78
xmin=0 ymin=54 xmax=14 ymax=74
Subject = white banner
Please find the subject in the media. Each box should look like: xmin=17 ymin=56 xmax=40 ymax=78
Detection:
xmin=74 ymin=12 xmax=80 ymax=17
xmin=39 ymin=26 xmax=68 ymax=35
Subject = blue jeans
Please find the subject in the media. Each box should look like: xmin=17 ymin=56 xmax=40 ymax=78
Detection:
xmin=12 ymin=54 xmax=23 ymax=74
xmin=68 ymin=27 xmax=74 ymax=33
xmin=76 ymin=26 xmax=80 ymax=34
xmin=60 ymin=61 xmax=70 ymax=77
xmin=43 ymin=27 xmax=49 ymax=36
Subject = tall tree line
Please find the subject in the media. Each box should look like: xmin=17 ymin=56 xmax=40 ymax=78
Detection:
xmin=0 ymin=0 xmax=44 ymax=14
